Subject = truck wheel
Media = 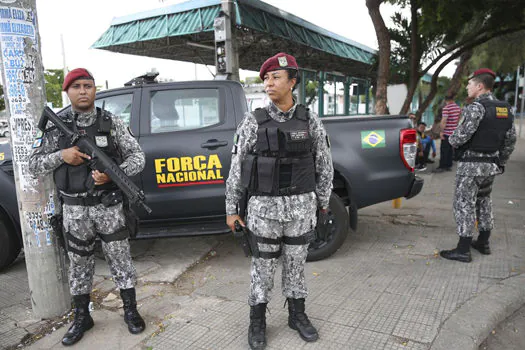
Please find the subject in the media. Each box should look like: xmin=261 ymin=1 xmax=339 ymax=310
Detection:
xmin=307 ymin=192 xmax=349 ymax=262
xmin=0 ymin=212 xmax=21 ymax=271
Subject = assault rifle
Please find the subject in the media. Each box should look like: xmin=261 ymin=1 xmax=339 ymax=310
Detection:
xmin=39 ymin=106 xmax=152 ymax=214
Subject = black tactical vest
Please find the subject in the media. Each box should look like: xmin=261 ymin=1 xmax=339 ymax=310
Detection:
xmin=241 ymin=104 xmax=316 ymax=196
xmin=54 ymin=108 xmax=121 ymax=194
xmin=464 ymin=99 xmax=514 ymax=154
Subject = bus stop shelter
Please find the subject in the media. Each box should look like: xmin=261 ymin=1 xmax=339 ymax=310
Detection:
xmin=92 ymin=0 xmax=377 ymax=117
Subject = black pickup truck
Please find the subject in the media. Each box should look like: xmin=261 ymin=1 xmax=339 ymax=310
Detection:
xmin=0 ymin=79 xmax=423 ymax=270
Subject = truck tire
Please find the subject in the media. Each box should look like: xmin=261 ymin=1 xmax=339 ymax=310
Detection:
xmin=0 ymin=211 xmax=21 ymax=271
xmin=307 ymin=192 xmax=349 ymax=262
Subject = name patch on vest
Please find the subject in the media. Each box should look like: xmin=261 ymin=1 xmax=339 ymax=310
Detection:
xmin=496 ymin=107 xmax=509 ymax=118
xmin=95 ymin=136 xmax=108 ymax=147
xmin=289 ymin=130 xmax=308 ymax=140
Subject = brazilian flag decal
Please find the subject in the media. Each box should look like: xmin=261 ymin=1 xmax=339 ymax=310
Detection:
xmin=361 ymin=130 xmax=386 ymax=149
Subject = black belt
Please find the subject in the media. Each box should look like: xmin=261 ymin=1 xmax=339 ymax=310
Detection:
xmin=459 ymin=157 xmax=498 ymax=163
xmin=62 ymin=196 xmax=102 ymax=206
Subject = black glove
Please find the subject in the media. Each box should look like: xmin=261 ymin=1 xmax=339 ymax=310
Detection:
xmin=498 ymin=165 xmax=505 ymax=174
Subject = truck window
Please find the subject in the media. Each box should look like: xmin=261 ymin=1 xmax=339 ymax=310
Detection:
xmin=150 ymin=89 xmax=220 ymax=134
xmin=95 ymin=94 xmax=133 ymax=126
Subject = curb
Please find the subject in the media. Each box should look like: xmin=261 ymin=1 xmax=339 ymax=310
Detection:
xmin=431 ymin=273 xmax=525 ymax=350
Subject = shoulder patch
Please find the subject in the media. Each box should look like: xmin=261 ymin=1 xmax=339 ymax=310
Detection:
xmin=233 ymin=133 xmax=239 ymax=145
xmin=32 ymin=138 xmax=43 ymax=149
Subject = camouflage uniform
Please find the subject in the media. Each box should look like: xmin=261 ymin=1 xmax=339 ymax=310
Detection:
xmin=28 ymin=108 xmax=145 ymax=295
xmin=225 ymin=102 xmax=333 ymax=306
xmin=449 ymin=92 xmax=516 ymax=237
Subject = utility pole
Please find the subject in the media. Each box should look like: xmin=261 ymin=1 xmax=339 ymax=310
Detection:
xmin=60 ymin=34 xmax=69 ymax=107
xmin=0 ymin=0 xmax=70 ymax=318
xmin=213 ymin=0 xmax=239 ymax=81
xmin=516 ymin=63 xmax=525 ymax=137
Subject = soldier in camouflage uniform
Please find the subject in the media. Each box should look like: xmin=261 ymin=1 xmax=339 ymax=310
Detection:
xmin=28 ymin=69 xmax=146 ymax=346
xmin=440 ymin=68 xmax=516 ymax=263
xmin=225 ymin=53 xmax=333 ymax=349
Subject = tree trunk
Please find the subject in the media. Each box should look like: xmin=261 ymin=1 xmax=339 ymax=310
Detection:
xmin=445 ymin=49 xmax=473 ymax=98
xmin=399 ymin=0 xmax=422 ymax=115
xmin=417 ymin=25 xmax=525 ymax=118
xmin=367 ymin=0 xmax=390 ymax=115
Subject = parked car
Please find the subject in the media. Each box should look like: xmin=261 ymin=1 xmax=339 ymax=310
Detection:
xmin=0 ymin=78 xmax=423 ymax=270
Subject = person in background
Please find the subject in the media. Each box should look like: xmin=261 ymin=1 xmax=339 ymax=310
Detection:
xmin=434 ymin=94 xmax=460 ymax=172
xmin=408 ymin=112 xmax=417 ymax=128
xmin=415 ymin=122 xmax=436 ymax=171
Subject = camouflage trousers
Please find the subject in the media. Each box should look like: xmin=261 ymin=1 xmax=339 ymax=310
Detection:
xmin=62 ymin=202 xmax=137 ymax=295
xmin=247 ymin=214 xmax=316 ymax=306
xmin=453 ymin=175 xmax=495 ymax=237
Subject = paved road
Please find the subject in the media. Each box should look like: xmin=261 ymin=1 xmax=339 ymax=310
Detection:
xmin=480 ymin=305 xmax=525 ymax=350
xmin=2 ymin=136 xmax=525 ymax=350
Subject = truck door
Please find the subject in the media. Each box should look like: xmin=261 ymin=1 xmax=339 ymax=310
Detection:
xmin=139 ymin=83 xmax=235 ymax=220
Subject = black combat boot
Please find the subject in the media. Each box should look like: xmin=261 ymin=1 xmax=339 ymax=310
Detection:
xmin=472 ymin=230 xmax=491 ymax=255
xmin=120 ymin=288 xmax=146 ymax=334
xmin=440 ymin=237 xmax=472 ymax=263
xmin=287 ymin=298 xmax=319 ymax=342
xmin=61 ymin=294 xmax=94 ymax=346
xmin=248 ymin=303 xmax=267 ymax=350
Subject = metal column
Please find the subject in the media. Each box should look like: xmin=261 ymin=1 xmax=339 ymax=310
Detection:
xmin=318 ymin=71 xmax=325 ymax=117
xmin=344 ymin=81 xmax=350 ymax=115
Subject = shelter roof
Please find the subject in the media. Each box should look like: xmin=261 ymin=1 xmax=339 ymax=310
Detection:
xmin=92 ymin=0 xmax=376 ymax=78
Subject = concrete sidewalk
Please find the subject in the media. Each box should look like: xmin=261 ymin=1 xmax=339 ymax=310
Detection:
xmin=5 ymin=136 xmax=525 ymax=350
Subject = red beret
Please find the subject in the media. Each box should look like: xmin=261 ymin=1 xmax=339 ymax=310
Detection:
xmin=63 ymin=68 xmax=94 ymax=91
xmin=259 ymin=52 xmax=298 ymax=80
xmin=470 ymin=68 xmax=496 ymax=79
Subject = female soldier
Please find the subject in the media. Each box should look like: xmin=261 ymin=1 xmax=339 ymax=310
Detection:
xmin=225 ymin=53 xmax=334 ymax=349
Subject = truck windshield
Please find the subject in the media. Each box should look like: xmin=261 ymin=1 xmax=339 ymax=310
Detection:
xmin=95 ymin=94 xmax=133 ymax=126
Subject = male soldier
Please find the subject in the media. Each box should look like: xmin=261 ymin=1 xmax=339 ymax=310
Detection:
xmin=28 ymin=68 xmax=146 ymax=345
xmin=440 ymin=68 xmax=516 ymax=262
xmin=225 ymin=53 xmax=334 ymax=349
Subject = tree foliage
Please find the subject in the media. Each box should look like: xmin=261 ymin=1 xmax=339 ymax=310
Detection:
xmin=470 ymin=31 xmax=525 ymax=74
xmin=379 ymin=0 xmax=525 ymax=117
xmin=44 ymin=69 xmax=64 ymax=109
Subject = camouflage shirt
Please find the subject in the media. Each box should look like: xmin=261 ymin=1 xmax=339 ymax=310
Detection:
xmin=449 ymin=92 xmax=517 ymax=177
xmin=28 ymin=108 xmax=145 ymax=179
xmin=225 ymin=102 xmax=334 ymax=220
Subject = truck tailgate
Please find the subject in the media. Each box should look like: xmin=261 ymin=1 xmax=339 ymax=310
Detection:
xmin=323 ymin=115 xmax=415 ymax=208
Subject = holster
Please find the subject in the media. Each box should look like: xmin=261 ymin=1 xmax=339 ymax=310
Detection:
xmin=233 ymin=220 xmax=252 ymax=257
xmin=453 ymin=142 xmax=469 ymax=161
xmin=49 ymin=214 xmax=66 ymax=251
xmin=101 ymin=189 xmax=124 ymax=207
xmin=123 ymin=197 xmax=140 ymax=238
xmin=316 ymin=209 xmax=329 ymax=241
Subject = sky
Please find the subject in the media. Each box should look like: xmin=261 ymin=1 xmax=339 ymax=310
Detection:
xmin=35 ymin=0 xmax=454 ymax=89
